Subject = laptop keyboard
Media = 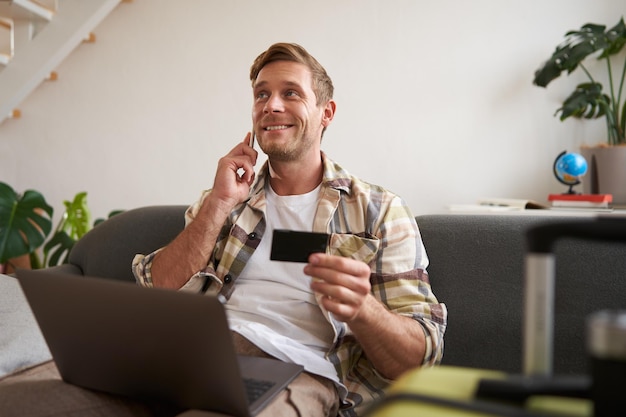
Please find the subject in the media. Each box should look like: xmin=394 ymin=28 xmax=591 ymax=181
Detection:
xmin=244 ymin=378 xmax=276 ymax=403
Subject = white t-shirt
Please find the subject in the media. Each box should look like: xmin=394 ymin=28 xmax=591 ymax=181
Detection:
xmin=226 ymin=184 xmax=341 ymax=386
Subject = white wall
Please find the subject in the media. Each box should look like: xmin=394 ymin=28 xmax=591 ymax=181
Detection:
xmin=1 ymin=0 xmax=623 ymax=223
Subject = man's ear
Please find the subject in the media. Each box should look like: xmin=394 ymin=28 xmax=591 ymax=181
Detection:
xmin=321 ymin=100 xmax=336 ymax=127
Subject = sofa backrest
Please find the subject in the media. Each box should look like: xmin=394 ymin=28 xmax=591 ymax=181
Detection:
xmin=67 ymin=206 xmax=626 ymax=376
xmin=68 ymin=205 xmax=188 ymax=281
xmin=417 ymin=213 xmax=626 ymax=376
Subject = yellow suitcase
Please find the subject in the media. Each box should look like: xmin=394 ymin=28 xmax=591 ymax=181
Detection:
xmin=365 ymin=366 xmax=591 ymax=417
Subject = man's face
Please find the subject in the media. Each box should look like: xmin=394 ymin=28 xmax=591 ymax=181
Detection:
xmin=252 ymin=61 xmax=333 ymax=162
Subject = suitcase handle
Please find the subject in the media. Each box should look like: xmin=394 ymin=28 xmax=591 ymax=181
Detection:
xmin=523 ymin=216 xmax=626 ymax=376
xmin=526 ymin=216 xmax=626 ymax=253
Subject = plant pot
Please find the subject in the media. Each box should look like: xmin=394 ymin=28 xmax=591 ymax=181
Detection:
xmin=580 ymin=145 xmax=626 ymax=205
xmin=2 ymin=254 xmax=33 ymax=275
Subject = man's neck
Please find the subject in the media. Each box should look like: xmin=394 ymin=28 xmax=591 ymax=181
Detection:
xmin=268 ymin=154 xmax=324 ymax=196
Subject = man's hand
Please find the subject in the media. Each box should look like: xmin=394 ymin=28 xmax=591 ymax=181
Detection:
xmin=304 ymin=254 xmax=371 ymax=322
xmin=210 ymin=133 xmax=258 ymax=210
xmin=304 ymin=253 xmax=426 ymax=379
xmin=149 ymin=133 xmax=257 ymax=290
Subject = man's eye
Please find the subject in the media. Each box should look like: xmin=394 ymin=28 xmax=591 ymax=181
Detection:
xmin=256 ymin=92 xmax=268 ymax=99
xmin=285 ymin=90 xmax=298 ymax=97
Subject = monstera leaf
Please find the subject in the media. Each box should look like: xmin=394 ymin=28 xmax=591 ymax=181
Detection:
xmin=533 ymin=23 xmax=609 ymax=87
xmin=42 ymin=230 xmax=75 ymax=268
xmin=556 ymin=82 xmax=610 ymax=120
xmin=533 ymin=19 xmax=625 ymax=87
xmin=0 ymin=182 xmax=53 ymax=265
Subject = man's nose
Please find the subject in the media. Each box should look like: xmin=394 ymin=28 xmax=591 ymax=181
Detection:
xmin=263 ymin=95 xmax=284 ymax=113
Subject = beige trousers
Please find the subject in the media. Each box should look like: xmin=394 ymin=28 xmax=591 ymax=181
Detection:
xmin=0 ymin=333 xmax=340 ymax=417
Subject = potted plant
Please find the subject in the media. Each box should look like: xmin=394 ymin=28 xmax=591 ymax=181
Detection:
xmin=0 ymin=182 xmax=122 ymax=274
xmin=533 ymin=17 xmax=626 ymax=203
xmin=0 ymin=183 xmax=53 ymax=274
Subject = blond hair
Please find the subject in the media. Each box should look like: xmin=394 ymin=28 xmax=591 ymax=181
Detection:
xmin=250 ymin=43 xmax=334 ymax=106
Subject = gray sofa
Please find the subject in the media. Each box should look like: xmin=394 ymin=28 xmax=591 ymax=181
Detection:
xmin=41 ymin=206 xmax=626 ymax=376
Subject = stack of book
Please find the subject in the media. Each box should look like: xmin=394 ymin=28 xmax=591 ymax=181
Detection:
xmin=548 ymin=193 xmax=613 ymax=209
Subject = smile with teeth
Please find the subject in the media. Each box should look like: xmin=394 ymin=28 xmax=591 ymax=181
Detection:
xmin=264 ymin=125 xmax=290 ymax=131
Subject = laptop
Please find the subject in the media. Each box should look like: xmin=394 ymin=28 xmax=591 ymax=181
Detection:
xmin=16 ymin=269 xmax=304 ymax=417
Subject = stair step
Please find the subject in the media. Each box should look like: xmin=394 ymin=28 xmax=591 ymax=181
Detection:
xmin=0 ymin=0 xmax=57 ymax=21
xmin=0 ymin=16 xmax=12 ymax=65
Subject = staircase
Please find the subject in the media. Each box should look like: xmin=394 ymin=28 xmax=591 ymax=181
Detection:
xmin=0 ymin=0 xmax=122 ymax=125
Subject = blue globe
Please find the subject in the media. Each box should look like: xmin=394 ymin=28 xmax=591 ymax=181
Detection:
xmin=554 ymin=152 xmax=587 ymax=185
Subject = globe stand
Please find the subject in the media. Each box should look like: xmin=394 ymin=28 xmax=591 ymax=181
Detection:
xmin=549 ymin=150 xmax=612 ymax=209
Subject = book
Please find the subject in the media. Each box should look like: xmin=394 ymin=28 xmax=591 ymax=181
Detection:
xmin=476 ymin=198 xmax=549 ymax=210
xmin=548 ymin=193 xmax=613 ymax=208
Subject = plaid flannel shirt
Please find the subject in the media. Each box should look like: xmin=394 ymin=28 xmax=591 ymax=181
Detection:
xmin=133 ymin=152 xmax=447 ymax=416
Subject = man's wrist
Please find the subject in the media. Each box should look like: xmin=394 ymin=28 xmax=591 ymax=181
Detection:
xmin=199 ymin=192 xmax=239 ymax=220
xmin=348 ymin=293 xmax=385 ymax=329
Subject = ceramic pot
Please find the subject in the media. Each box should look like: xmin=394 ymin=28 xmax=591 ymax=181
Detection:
xmin=580 ymin=145 xmax=626 ymax=205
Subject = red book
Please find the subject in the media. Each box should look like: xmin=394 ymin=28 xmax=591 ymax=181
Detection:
xmin=548 ymin=193 xmax=612 ymax=208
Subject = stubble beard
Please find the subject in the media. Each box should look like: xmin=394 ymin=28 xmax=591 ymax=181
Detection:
xmin=262 ymin=130 xmax=317 ymax=163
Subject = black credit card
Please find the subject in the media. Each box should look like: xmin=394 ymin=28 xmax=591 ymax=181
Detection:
xmin=270 ymin=229 xmax=329 ymax=263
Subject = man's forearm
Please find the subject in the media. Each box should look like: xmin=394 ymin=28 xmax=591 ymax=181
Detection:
xmin=150 ymin=195 xmax=233 ymax=289
xmin=349 ymin=295 xmax=426 ymax=380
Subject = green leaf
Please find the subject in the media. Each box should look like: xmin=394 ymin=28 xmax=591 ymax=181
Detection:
xmin=43 ymin=230 xmax=75 ymax=267
xmin=599 ymin=17 xmax=626 ymax=58
xmin=93 ymin=209 xmax=124 ymax=227
xmin=0 ymin=182 xmax=53 ymax=264
xmin=555 ymin=82 xmax=610 ymax=121
xmin=534 ymin=22 xmax=608 ymax=87
xmin=56 ymin=192 xmax=91 ymax=241
xmin=42 ymin=192 xmax=92 ymax=268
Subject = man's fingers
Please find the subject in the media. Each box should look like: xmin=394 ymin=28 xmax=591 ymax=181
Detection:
xmin=305 ymin=254 xmax=370 ymax=286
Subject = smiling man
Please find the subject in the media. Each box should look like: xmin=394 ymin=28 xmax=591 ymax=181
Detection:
xmin=132 ymin=43 xmax=447 ymax=416
xmin=0 ymin=42 xmax=445 ymax=417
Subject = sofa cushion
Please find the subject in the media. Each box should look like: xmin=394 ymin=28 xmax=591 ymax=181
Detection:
xmin=0 ymin=274 xmax=51 ymax=379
